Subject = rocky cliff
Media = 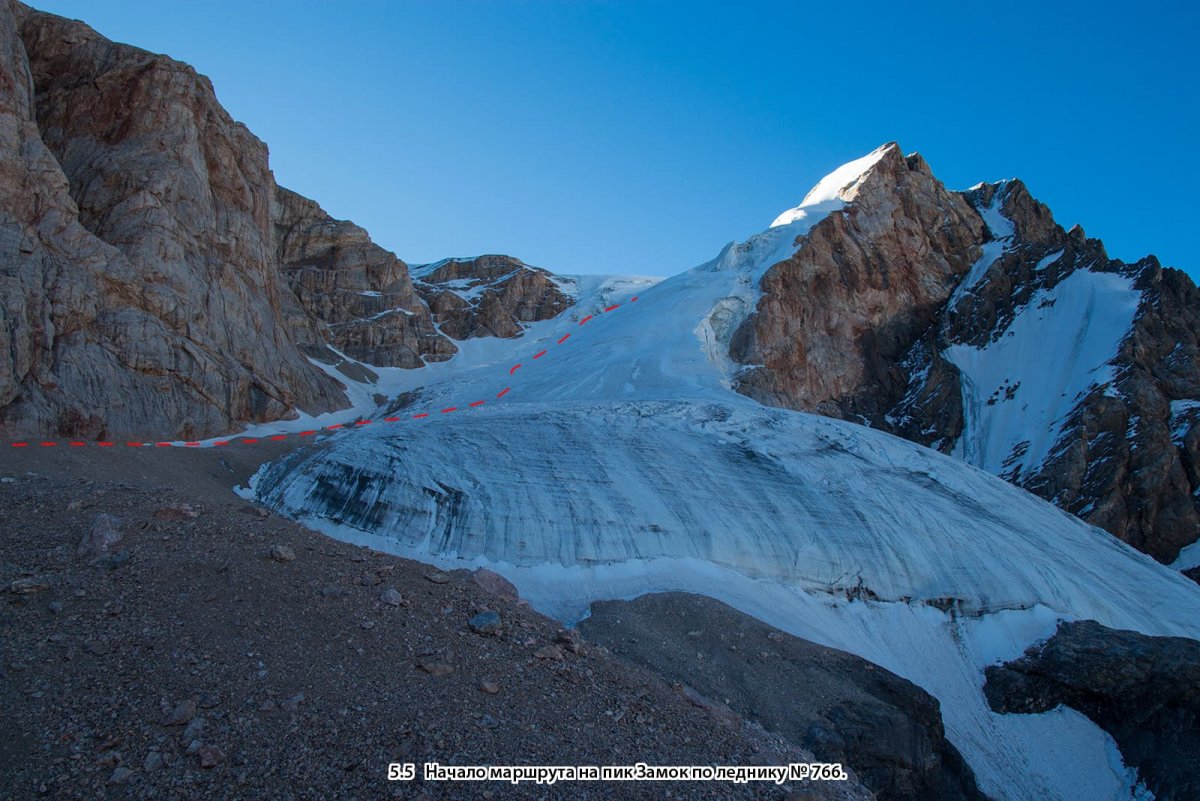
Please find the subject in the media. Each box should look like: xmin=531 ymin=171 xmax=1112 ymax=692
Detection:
xmin=730 ymin=143 xmax=1200 ymax=563
xmin=0 ymin=2 xmax=570 ymax=441
xmin=273 ymin=186 xmax=455 ymax=367
xmin=581 ymin=592 xmax=990 ymax=801
xmin=730 ymin=145 xmax=986 ymax=421
xmin=943 ymin=182 xmax=1200 ymax=563
xmin=0 ymin=1 xmax=347 ymax=439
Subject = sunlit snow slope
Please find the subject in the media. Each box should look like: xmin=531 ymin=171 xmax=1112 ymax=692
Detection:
xmin=246 ymin=151 xmax=1197 ymax=801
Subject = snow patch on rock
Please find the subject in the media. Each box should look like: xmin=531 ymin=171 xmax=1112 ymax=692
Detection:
xmin=770 ymin=143 xmax=895 ymax=228
xmin=946 ymin=268 xmax=1142 ymax=480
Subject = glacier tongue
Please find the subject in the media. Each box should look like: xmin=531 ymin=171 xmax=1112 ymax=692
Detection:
xmin=252 ymin=399 xmax=1195 ymax=624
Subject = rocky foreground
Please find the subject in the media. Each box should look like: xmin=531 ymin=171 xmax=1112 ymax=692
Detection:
xmin=0 ymin=445 xmax=870 ymax=801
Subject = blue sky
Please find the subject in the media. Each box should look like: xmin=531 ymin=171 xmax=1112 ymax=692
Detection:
xmin=29 ymin=1 xmax=1199 ymax=278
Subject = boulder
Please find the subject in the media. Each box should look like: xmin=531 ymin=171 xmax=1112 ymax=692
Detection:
xmin=984 ymin=619 xmax=1200 ymax=801
xmin=580 ymin=591 xmax=989 ymax=801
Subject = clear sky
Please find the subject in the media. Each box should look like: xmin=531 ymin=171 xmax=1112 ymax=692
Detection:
xmin=28 ymin=0 xmax=1199 ymax=278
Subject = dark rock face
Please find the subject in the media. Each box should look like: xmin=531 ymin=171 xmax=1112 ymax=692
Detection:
xmin=984 ymin=619 xmax=1200 ymax=801
xmin=731 ymin=144 xmax=1200 ymax=563
xmin=413 ymin=255 xmax=572 ymax=340
xmin=579 ymin=592 xmax=989 ymax=801
xmin=273 ymin=186 xmax=455 ymax=367
xmin=0 ymin=1 xmax=347 ymax=439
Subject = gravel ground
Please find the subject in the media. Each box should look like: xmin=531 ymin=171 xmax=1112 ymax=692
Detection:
xmin=0 ymin=444 xmax=869 ymax=801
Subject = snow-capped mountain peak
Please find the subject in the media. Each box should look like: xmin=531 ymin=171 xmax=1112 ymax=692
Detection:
xmin=769 ymin=141 xmax=899 ymax=228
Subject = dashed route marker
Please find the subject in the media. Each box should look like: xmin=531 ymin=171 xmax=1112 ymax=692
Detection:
xmin=4 ymin=296 xmax=639 ymax=450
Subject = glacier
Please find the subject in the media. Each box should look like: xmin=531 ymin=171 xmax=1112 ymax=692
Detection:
xmin=242 ymin=154 xmax=1199 ymax=801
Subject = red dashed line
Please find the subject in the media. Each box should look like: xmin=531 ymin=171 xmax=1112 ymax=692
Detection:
xmin=5 ymin=295 xmax=642 ymax=449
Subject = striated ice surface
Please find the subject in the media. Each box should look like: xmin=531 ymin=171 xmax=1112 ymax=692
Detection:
xmin=251 ymin=399 xmax=1195 ymax=625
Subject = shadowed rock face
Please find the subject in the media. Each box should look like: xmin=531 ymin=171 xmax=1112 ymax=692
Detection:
xmin=730 ymin=143 xmax=1200 ymax=563
xmin=580 ymin=592 xmax=989 ymax=801
xmin=946 ymin=184 xmax=1200 ymax=564
xmin=1 ymin=1 xmax=517 ymax=440
xmin=984 ymin=620 xmax=1200 ymax=801
xmin=413 ymin=255 xmax=572 ymax=340
xmin=0 ymin=0 xmax=347 ymax=439
xmin=273 ymin=186 xmax=455 ymax=367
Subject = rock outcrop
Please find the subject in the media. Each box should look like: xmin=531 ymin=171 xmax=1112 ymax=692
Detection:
xmin=273 ymin=186 xmax=455 ymax=367
xmin=412 ymin=255 xmax=572 ymax=340
xmin=984 ymin=619 xmax=1200 ymax=801
xmin=730 ymin=143 xmax=1200 ymax=562
xmin=730 ymin=144 xmax=986 ymax=421
xmin=0 ymin=1 xmax=347 ymax=439
xmin=580 ymin=592 xmax=989 ymax=801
